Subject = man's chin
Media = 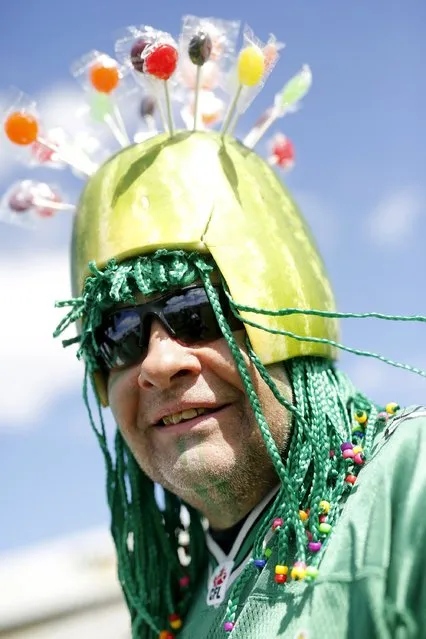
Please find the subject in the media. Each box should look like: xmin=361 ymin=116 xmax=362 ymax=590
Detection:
xmin=161 ymin=442 xmax=241 ymax=493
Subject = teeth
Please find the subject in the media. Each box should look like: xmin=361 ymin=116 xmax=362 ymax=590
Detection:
xmin=162 ymin=407 xmax=206 ymax=426
xmin=181 ymin=409 xmax=199 ymax=420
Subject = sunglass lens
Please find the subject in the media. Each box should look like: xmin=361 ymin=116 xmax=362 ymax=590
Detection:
xmin=163 ymin=288 xmax=221 ymax=343
xmin=98 ymin=310 xmax=144 ymax=368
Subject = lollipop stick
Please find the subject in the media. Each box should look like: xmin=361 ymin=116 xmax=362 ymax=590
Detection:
xmin=156 ymin=95 xmax=168 ymax=132
xmin=144 ymin=114 xmax=156 ymax=133
xmin=112 ymin=103 xmax=130 ymax=145
xmin=228 ymin=110 xmax=240 ymax=136
xmin=243 ymin=110 xmax=278 ymax=148
xmin=104 ymin=114 xmax=129 ymax=148
xmin=37 ymin=137 xmax=96 ymax=176
xmin=164 ymin=81 xmax=175 ymax=137
xmin=221 ymin=84 xmax=243 ymax=138
xmin=193 ymin=66 xmax=202 ymax=131
xmin=148 ymin=79 xmax=168 ymax=132
xmin=33 ymin=198 xmax=76 ymax=212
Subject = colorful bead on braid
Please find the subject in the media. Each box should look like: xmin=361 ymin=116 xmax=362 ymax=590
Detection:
xmin=386 ymin=402 xmax=400 ymax=415
xmin=254 ymin=558 xmax=267 ymax=568
xmin=377 ymin=411 xmax=389 ymax=423
xmin=305 ymin=566 xmax=319 ymax=582
xmin=291 ymin=561 xmax=307 ymax=580
xmin=272 ymin=517 xmax=284 ymax=531
xmin=274 ymin=564 xmax=289 ymax=583
xmin=169 ymin=613 xmax=182 ymax=630
xmin=355 ymin=409 xmax=368 ymax=424
xmin=179 ymin=575 xmax=190 ymax=588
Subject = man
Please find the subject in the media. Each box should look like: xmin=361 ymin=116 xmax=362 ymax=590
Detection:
xmin=55 ymin=129 xmax=426 ymax=639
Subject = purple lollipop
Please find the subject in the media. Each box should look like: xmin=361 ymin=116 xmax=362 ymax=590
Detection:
xmin=8 ymin=189 xmax=33 ymax=213
xmin=130 ymin=39 xmax=152 ymax=73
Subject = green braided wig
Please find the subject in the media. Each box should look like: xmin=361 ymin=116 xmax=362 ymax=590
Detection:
xmin=54 ymin=250 xmax=426 ymax=639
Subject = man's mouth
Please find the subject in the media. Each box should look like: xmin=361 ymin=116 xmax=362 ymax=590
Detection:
xmin=157 ymin=406 xmax=226 ymax=427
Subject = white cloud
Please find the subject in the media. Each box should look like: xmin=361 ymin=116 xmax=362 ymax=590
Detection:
xmin=366 ymin=189 xmax=422 ymax=247
xmin=0 ymin=251 xmax=82 ymax=427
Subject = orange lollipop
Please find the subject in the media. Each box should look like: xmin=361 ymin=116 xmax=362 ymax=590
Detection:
xmin=89 ymin=62 xmax=120 ymax=94
xmin=4 ymin=112 xmax=39 ymax=145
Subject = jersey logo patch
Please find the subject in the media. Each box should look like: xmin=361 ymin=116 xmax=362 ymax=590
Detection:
xmin=206 ymin=560 xmax=235 ymax=607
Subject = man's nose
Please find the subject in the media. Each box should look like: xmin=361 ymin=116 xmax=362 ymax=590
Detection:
xmin=137 ymin=320 xmax=202 ymax=390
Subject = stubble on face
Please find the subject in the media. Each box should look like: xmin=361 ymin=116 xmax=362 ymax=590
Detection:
xmin=109 ymin=333 xmax=293 ymax=529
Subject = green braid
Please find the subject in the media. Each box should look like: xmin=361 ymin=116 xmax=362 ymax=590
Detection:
xmin=54 ymin=249 xmax=422 ymax=637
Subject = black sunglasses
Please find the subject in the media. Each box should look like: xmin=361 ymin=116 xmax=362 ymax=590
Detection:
xmin=95 ymin=285 xmax=244 ymax=371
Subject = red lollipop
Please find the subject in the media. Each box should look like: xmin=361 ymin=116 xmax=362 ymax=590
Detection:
xmin=144 ymin=43 xmax=178 ymax=80
xmin=271 ymin=134 xmax=295 ymax=169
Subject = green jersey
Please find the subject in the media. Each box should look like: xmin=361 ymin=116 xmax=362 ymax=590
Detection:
xmin=180 ymin=406 xmax=426 ymax=638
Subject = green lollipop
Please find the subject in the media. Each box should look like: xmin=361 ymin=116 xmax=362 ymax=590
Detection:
xmin=275 ymin=64 xmax=312 ymax=114
xmin=89 ymin=92 xmax=114 ymax=122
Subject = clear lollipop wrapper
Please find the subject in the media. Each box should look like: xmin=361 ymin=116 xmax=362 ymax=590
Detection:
xmin=133 ymin=94 xmax=159 ymax=142
xmin=177 ymin=16 xmax=240 ymax=91
xmin=115 ymin=25 xmax=161 ymax=76
xmin=29 ymin=127 xmax=67 ymax=169
xmin=244 ymin=64 xmax=313 ymax=148
xmin=222 ymin=26 xmax=282 ymax=137
xmin=180 ymin=90 xmax=225 ymax=130
xmin=71 ymin=50 xmax=131 ymax=147
xmin=176 ymin=15 xmax=240 ymax=130
xmin=3 ymin=90 xmax=98 ymax=176
xmin=115 ymin=26 xmax=180 ymax=136
xmin=0 ymin=180 xmax=74 ymax=229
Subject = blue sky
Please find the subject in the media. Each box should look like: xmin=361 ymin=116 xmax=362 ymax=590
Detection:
xmin=1 ymin=0 xmax=425 ymax=553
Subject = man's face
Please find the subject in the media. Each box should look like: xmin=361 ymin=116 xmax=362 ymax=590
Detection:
xmin=107 ymin=295 xmax=293 ymax=526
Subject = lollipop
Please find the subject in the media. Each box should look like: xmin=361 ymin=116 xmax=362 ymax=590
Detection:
xmin=140 ymin=95 xmax=156 ymax=129
xmin=8 ymin=185 xmax=33 ymax=212
xmin=29 ymin=127 xmax=67 ymax=168
xmin=140 ymin=95 xmax=156 ymax=118
xmin=221 ymin=39 xmax=265 ymax=137
xmin=32 ymin=183 xmax=64 ymax=218
xmin=4 ymin=112 xmax=38 ymax=146
xmin=188 ymin=31 xmax=212 ymax=66
xmin=1 ymin=181 xmax=37 ymax=227
xmin=130 ymin=38 xmax=153 ymax=73
xmin=197 ymin=91 xmax=224 ymax=126
xmin=263 ymin=36 xmax=285 ymax=74
xmin=268 ymin=134 xmax=295 ymax=170
xmin=244 ymin=65 xmax=313 ymax=148
xmin=187 ymin=30 xmax=213 ymax=130
xmin=181 ymin=90 xmax=224 ymax=130
xmin=89 ymin=59 xmax=120 ymax=94
xmin=1 ymin=181 xmax=74 ymax=228
xmin=141 ymin=36 xmax=179 ymax=136
xmin=72 ymin=51 xmax=130 ymax=147
xmin=237 ymin=45 xmax=265 ymax=87
xmin=4 ymin=101 xmax=97 ymax=177
xmin=144 ymin=42 xmax=178 ymax=80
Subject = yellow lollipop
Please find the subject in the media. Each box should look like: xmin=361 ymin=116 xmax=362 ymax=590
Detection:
xmin=238 ymin=45 xmax=265 ymax=86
